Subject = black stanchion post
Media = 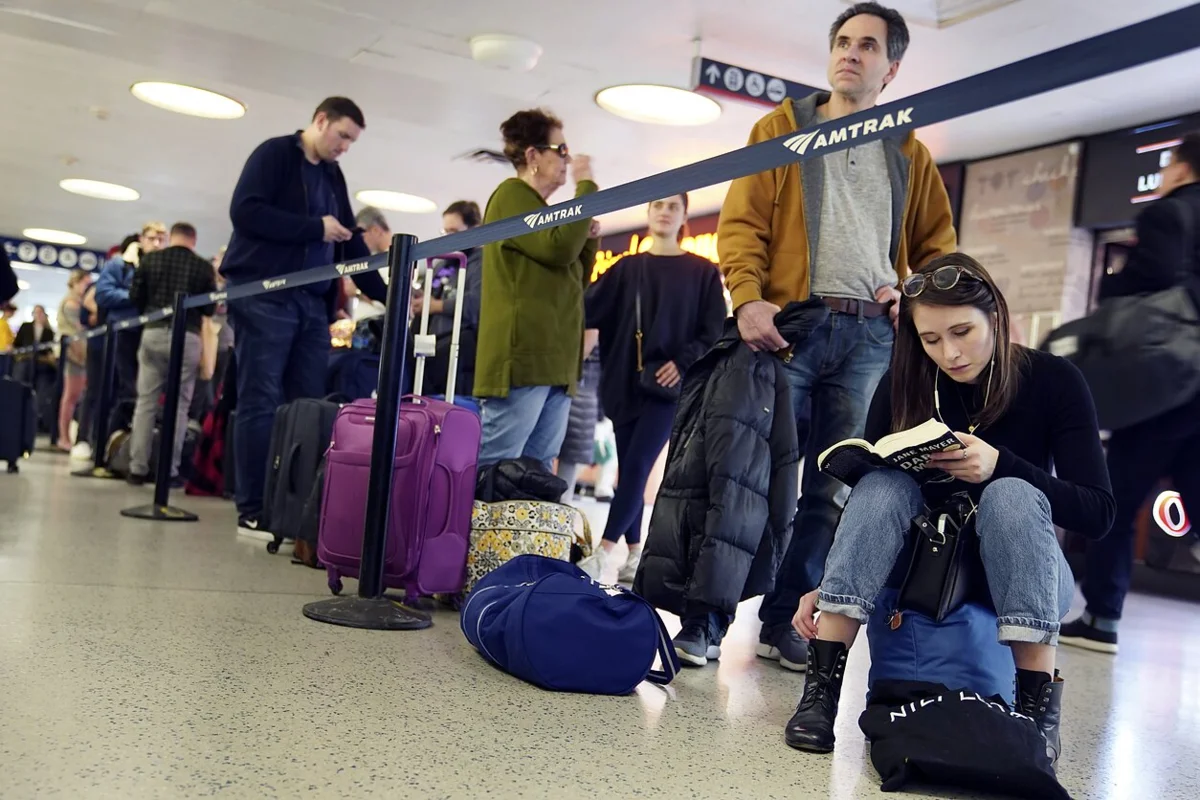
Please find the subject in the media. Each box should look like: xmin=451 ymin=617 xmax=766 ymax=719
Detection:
xmin=121 ymin=293 xmax=198 ymax=522
xmin=73 ymin=327 xmax=121 ymax=479
xmin=303 ymin=233 xmax=430 ymax=630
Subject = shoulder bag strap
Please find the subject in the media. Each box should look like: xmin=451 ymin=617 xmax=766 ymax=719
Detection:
xmin=643 ymin=601 xmax=681 ymax=685
xmin=635 ymin=258 xmax=645 ymax=373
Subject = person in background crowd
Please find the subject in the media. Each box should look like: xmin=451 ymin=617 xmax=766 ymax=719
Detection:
xmin=408 ymin=200 xmax=484 ymax=395
xmin=0 ymin=302 xmax=15 ymax=353
xmin=474 ymin=109 xmax=598 ymax=470
xmin=14 ymin=305 xmax=55 ymax=351
xmin=126 ymin=223 xmax=217 ymax=486
xmin=55 ymin=270 xmax=92 ymax=453
xmin=356 ymin=206 xmax=391 ymax=256
xmin=221 ymin=97 xmax=385 ymax=537
xmin=555 ymin=345 xmax=601 ymax=504
xmin=784 ymin=255 xmax=1113 ymax=763
xmin=211 ymin=245 xmax=234 ymax=375
xmin=95 ymin=223 xmax=167 ymax=434
xmin=580 ymin=195 xmax=727 ymax=599
xmin=71 ymin=277 xmax=103 ymax=460
xmin=13 ymin=304 xmax=57 ymax=397
xmin=0 ymin=245 xmax=16 ymax=307
xmin=1061 ymin=132 xmax=1200 ymax=655
xmin=718 ymin=1 xmax=957 ymax=671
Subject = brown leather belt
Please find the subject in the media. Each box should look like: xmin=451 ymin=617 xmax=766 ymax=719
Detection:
xmin=820 ymin=296 xmax=890 ymax=318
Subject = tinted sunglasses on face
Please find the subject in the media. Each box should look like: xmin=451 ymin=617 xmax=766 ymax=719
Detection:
xmin=535 ymin=143 xmax=570 ymax=159
xmin=901 ymin=265 xmax=983 ymax=298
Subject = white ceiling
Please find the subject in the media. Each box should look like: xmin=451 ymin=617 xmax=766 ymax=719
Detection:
xmin=2 ymin=0 xmax=1199 ymax=300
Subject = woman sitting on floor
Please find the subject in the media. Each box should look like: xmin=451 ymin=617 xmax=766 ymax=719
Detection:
xmin=785 ymin=254 xmax=1115 ymax=763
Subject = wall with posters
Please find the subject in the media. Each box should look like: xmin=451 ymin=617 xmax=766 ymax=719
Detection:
xmin=958 ymin=142 xmax=1091 ymax=345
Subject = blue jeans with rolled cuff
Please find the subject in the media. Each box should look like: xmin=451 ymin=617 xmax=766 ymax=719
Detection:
xmin=816 ymin=470 xmax=1075 ymax=646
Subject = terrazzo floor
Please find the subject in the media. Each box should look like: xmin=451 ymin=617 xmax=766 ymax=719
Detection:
xmin=2 ymin=454 xmax=1199 ymax=799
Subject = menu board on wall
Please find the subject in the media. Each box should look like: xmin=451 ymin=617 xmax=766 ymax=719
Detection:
xmin=1077 ymin=110 xmax=1200 ymax=230
xmin=958 ymin=142 xmax=1084 ymax=331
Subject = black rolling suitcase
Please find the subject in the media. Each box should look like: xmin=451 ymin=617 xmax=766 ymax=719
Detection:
xmin=262 ymin=396 xmax=342 ymax=554
xmin=0 ymin=376 xmax=37 ymax=473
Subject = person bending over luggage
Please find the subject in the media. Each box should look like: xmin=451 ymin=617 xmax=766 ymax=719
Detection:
xmin=784 ymin=254 xmax=1114 ymax=763
xmin=578 ymin=194 xmax=727 ymax=585
xmin=473 ymin=108 xmax=599 ymax=470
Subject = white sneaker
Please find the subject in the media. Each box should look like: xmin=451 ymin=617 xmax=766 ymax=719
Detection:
xmin=70 ymin=442 xmax=93 ymax=461
xmin=577 ymin=547 xmax=612 ymax=580
xmin=618 ymin=549 xmax=642 ymax=584
xmin=237 ymin=515 xmax=273 ymax=542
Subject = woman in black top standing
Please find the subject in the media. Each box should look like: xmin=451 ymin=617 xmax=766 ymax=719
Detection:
xmin=579 ymin=194 xmax=727 ymax=583
xmin=784 ymin=254 xmax=1114 ymax=763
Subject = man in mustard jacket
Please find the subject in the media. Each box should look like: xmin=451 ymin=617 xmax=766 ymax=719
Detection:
xmin=717 ymin=1 xmax=957 ymax=670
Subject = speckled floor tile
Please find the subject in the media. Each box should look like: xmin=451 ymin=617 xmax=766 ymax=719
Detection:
xmin=2 ymin=457 xmax=1199 ymax=799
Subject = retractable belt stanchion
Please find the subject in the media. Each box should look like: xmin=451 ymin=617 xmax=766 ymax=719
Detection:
xmin=73 ymin=326 xmax=120 ymax=479
xmin=120 ymin=293 xmax=198 ymax=522
xmin=304 ymin=233 xmax=431 ymax=631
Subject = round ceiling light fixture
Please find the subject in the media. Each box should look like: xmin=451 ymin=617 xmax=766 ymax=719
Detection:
xmin=595 ymin=84 xmax=722 ymax=126
xmin=22 ymin=228 xmax=87 ymax=246
xmin=355 ymin=190 xmax=438 ymax=214
xmin=130 ymin=81 xmax=246 ymax=119
xmin=469 ymin=34 xmax=543 ymax=72
xmin=59 ymin=178 xmax=140 ymax=202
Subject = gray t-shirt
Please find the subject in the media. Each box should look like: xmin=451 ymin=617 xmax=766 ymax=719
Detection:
xmin=809 ymin=132 xmax=896 ymax=302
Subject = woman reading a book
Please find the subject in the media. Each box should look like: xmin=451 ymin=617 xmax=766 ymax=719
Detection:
xmin=784 ymin=254 xmax=1115 ymax=763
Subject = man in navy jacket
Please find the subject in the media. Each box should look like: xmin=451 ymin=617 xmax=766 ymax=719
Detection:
xmin=221 ymin=96 xmax=387 ymax=536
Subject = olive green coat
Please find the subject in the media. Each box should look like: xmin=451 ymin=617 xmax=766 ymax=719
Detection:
xmin=473 ymin=177 xmax=599 ymax=398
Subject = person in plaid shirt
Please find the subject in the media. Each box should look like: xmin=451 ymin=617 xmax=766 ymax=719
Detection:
xmin=127 ymin=222 xmax=216 ymax=485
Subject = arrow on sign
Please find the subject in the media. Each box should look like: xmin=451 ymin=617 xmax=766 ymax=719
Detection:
xmin=705 ymin=63 xmax=721 ymax=84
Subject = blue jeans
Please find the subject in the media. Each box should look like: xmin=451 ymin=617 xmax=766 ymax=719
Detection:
xmin=229 ymin=291 xmax=330 ymax=516
xmin=477 ymin=385 xmax=572 ymax=471
xmin=818 ymin=471 xmax=1075 ymax=645
xmin=759 ymin=311 xmax=894 ymax=627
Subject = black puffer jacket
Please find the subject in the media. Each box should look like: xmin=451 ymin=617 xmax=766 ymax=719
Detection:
xmin=634 ymin=301 xmax=826 ymax=617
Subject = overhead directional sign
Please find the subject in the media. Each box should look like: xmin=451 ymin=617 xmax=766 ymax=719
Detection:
xmin=691 ymin=57 xmax=821 ymax=108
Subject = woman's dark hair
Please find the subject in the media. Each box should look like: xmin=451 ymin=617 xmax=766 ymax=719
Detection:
xmin=890 ymin=253 xmax=1027 ymax=434
xmin=1173 ymin=131 xmax=1200 ymax=177
xmin=497 ymin=108 xmax=563 ymax=169
xmin=443 ymin=200 xmax=482 ymax=228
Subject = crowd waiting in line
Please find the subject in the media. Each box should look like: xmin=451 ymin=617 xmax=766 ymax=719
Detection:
xmin=5 ymin=2 xmax=1200 ymax=789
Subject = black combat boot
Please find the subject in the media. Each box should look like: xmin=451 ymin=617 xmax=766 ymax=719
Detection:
xmin=1016 ymin=668 xmax=1064 ymax=764
xmin=784 ymin=639 xmax=849 ymax=753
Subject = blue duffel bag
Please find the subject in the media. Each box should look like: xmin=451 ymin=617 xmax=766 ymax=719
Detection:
xmin=867 ymin=587 xmax=1016 ymax=704
xmin=461 ymin=555 xmax=680 ymax=694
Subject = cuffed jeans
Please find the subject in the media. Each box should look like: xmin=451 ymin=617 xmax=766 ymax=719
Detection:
xmin=759 ymin=310 xmax=894 ymax=626
xmin=817 ymin=470 xmax=1075 ymax=645
xmin=477 ymin=385 xmax=571 ymax=471
xmin=129 ymin=327 xmax=202 ymax=478
xmin=230 ymin=291 xmax=330 ymax=516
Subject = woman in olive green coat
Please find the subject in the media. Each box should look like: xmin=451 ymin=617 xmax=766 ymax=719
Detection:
xmin=475 ymin=108 xmax=599 ymax=469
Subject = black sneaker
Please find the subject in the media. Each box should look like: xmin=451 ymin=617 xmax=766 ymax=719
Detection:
xmin=757 ymin=623 xmax=809 ymax=672
xmin=126 ymin=472 xmax=149 ymax=486
xmin=674 ymin=623 xmax=721 ymax=667
xmin=237 ymin=515 xmax=272 ymax=542
xmin=1059 ymin=618 xmax=1118 ymax=654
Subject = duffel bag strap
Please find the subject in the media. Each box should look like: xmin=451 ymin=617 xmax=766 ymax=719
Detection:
xmin=643 ymin=603 xmax=681 ymax=686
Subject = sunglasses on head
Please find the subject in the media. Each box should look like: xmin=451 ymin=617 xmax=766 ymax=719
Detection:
xmin=534 ymin=143 xmax=570 ymax=158
xmin=901 ymin=265 xmax=982 ymax=298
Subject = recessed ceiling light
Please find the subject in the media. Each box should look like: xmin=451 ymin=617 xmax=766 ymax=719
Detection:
xmin=595 ymin=85 xmax=721 ymax=126
xmin=17 ymin=280 xmax=31 ymax=291
xmin=355 ymin=190 xmax=437 ymax=214
xmin=130 ymin=82 xmax=246 ymax=120
xmin=22 ymin=228 xmax=87 ymax=246
xmin=59 ymin=178 xmax=140 ymax=202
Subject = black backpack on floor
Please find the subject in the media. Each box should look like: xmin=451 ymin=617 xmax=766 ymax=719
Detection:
xmin=262 ymin=396 xmax=342 ymax=554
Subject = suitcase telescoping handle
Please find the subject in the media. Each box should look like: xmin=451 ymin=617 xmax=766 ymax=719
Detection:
xmin=412 ymin=252 xmax=469 ymax=403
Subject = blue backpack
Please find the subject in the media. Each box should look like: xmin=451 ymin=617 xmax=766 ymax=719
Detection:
xmin=867 ymin=587 xmax=1016 ymax=704
xmin=460 ymin=555 xmax=680 ymax=695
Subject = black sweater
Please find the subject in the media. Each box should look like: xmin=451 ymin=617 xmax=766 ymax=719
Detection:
xmin=585 ymin=252 xmax=726 ymax=426
xmin=865 ymin=348 xmax=1115 ymax=538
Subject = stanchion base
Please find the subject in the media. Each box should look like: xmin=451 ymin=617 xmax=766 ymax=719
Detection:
xmin=72 ymin=466 xmax=122 ymax=479
xmin=302 ymin=596 xmax=433 ymax=630
xmin=119 ymin=504 xmax=199 ymax=522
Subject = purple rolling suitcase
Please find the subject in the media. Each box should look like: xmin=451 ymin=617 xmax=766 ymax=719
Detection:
xmin=317 ymin=254 xmax=481 ymax=598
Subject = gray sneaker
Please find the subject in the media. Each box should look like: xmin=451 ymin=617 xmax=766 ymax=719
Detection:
xmin=674 ymin=623 xmax=721 ymax=667
xmin=756 ymin=623 xmax=809 ymax=672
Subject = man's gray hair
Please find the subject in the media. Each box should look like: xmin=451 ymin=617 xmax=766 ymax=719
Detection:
xmin=355 ymin=206 xmax=389 ymax=231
